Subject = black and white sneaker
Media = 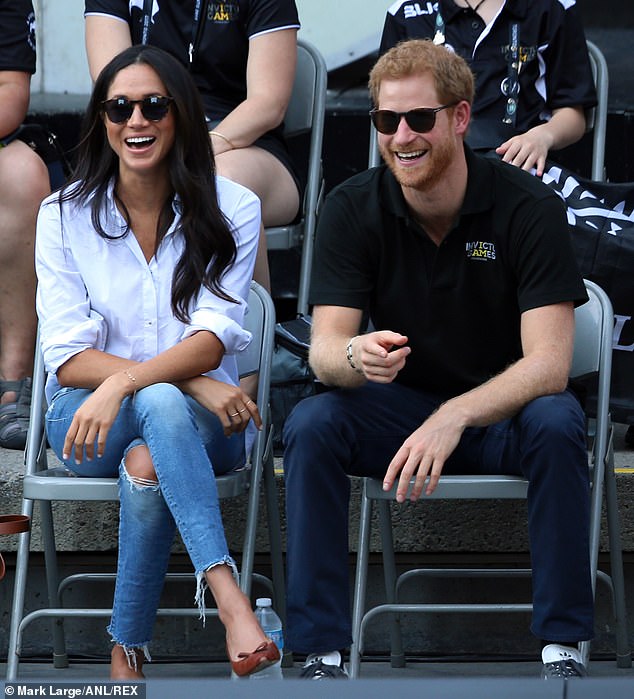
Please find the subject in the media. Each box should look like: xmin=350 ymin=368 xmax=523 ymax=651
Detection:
xmin=541 ymin=644 xmax=588 ymax=679
xmin=300 ymin=651 xmax=349 ymax=680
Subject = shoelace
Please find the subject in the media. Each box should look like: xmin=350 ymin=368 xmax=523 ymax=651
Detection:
xmin=300 ymin=659 xmax=345 ymax=679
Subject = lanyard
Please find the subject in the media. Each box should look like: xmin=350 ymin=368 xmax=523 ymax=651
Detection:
xmin=189 ymin=0 xmax=210 ymax=66
xmin=502 ymin=22 xmax=520 ymax=126
xmin=141 ymin=0 xmax=153 ymax=44
xmin=433 ymin=8 xmax=519 ymax=127
xmin=140 ymin=0 xmax=209 ymax=67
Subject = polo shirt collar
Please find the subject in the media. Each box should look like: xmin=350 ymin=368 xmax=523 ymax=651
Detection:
xmin=379 ymin=144 xmax=495 ymax=222
xmin=441 ymin=0 xmax=528 ymax=21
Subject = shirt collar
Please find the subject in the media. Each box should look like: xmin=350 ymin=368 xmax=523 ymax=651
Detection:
xmin=380 ymin=144 xmax=495 ymax=224
xmin=105 ymin=179 xmax=182 ymax=235
xmin=441 ymin=0 xmax=527 ymax=21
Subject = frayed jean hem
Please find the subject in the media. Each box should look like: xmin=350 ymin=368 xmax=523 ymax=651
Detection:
xmin=107 ymin=634 xmax=152 ymax=671
xmin=195 ymin=556 xmax=239 ymax=625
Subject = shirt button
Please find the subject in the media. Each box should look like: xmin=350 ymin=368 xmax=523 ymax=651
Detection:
xmin=472 ymin=20 xmax=480 ymax=30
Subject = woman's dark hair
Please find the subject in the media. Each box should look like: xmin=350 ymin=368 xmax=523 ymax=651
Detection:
xmin=60 ymin=44 xmax=237 ymax=322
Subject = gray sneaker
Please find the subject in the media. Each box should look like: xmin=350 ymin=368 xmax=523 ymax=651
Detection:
xmin=300 ymin=653 xmax=348 ymax=680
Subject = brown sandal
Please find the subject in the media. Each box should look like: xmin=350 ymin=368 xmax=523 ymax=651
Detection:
xmin=0 ymin=514 xmax=30 ymax=580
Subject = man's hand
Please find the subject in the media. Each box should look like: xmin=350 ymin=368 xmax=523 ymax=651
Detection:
xmin=351 ymin=331 xmax=410 ymax=383
xmin=382 ymin=404 xmax=466 ymax=501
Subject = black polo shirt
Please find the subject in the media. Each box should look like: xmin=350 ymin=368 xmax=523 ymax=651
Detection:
xmin=380 ymin=0 xmax=597 ymax=147
xmin=309 ymin=147 xmax=587 ymax=398
xmin=84 ymin=0 xmax=300 ymax=121
xmin=0 ymin=0 xmax=36 ymax=74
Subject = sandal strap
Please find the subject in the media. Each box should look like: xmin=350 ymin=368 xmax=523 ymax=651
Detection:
xmin=0 ymin=514 xmax=30 ymax=535
xmin=0 ymin=379 xmax=25 ymax=397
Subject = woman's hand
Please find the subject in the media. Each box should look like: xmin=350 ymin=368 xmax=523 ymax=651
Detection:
xmin=63 ymin=372 xmax=131 ymax=464
xmin=182 ymin=375 xmax=262 ymax=437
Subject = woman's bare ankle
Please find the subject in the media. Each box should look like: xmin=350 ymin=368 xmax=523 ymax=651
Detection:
xmin=110 ymin=644 xmax=145 ymax=680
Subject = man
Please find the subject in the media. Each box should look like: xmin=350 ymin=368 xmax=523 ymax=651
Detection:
xmin=283 ymin=39 xmax=593 ymax=680
xmin=0 ymin=0 xmax=50 ymax=449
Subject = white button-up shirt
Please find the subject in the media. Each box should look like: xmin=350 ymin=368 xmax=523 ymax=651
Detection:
xmin=36 ymin=176 xmax=260 ymax=403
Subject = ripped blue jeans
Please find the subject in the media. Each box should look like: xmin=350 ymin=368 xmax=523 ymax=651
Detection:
xmin=45 ymin=383 xmax=244 ymax=656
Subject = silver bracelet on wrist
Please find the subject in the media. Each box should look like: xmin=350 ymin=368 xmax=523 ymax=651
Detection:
xmin=346 ymin=337 xmax=363 ymax=374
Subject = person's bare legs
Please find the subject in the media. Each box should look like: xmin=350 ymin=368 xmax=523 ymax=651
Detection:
xmin=0 ymin=140 xmax=49 ymax=402
xmin=205 ymin=563 xmax=269 ymax=663
xmin=215 ymin=144 xmax=300 ymax=294
xmin=215 ymin=145 xmax=300 ymax=400
xmin=110 ymin=645 xmax=145 ymax=680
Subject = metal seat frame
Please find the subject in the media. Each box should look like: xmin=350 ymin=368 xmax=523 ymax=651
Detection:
xmin=264 ymin=39 xmax=328 ymax=316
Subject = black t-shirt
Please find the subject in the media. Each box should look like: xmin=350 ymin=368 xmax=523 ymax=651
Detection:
xmin=380 ymin=0 xmax=597 ymax=147
xmin=310 ymin=147 xmax=587 ymax=398
xmin=0 ymin=0 xmax=36 ymax=74
xmin=84 ymin=0 xmax=300 ymax=121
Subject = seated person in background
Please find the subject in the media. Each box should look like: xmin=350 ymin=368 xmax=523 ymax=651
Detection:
xmin=84 ymin=0 xmax=302 ymax=291
xmin=283 ymin=39 xmax=593 ymax=680
xmin=36 ymin=44 xmax=278 ymax=680
xmin=379 ymin=0 xmax=597 ymax=177
xmin=0 ymin=0 xmax=50 ymax=449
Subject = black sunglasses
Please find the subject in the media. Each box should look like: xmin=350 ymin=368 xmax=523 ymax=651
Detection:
xmin=370 ymin=103 xmax=457 ymax=135
xmin=102 ymin=96 xmax=174 ymax=124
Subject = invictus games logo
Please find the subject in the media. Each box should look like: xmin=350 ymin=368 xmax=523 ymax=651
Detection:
xmin=209 ymin=3 xmax=239 ymax=22
xmin=466 ymin=241 xmax=496 ymax=261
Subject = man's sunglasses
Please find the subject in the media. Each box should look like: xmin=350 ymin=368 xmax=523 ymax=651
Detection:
xmin=369 ymin=103 xmax=457 ymax=135
xmin=102 ymin=96 xmax=174 ymax=124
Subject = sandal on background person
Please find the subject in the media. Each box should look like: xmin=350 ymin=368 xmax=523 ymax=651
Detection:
xmin=0 ymin=378 xmax=33 ymax=450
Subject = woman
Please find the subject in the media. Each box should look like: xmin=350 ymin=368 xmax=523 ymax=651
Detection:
xmin=35 ymin=44 xmax=279 ymax=680
xmin=84 ymin=0 xmax=302 ymax=290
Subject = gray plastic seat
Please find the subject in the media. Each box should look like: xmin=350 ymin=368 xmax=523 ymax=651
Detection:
xmin=265 ymin=39 xmax=327 ymax=316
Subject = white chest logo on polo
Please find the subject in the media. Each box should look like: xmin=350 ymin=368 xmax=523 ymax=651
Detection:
xmin=403 ymin=2 xmax=437 ymax=19
xmin=466 ymin=241 xmax=496 ymax=261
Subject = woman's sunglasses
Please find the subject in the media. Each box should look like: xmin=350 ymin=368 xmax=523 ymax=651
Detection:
xmin=370 ymin=103 xmax=457 ymax=135
xmin=102 ymin=96 xmax=174 ymax=124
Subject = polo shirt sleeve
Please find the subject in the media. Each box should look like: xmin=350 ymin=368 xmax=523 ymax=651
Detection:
xmin=309 ymin=184 xmax=375 ymax=311
xmin=511 ymin=191 xmax=588 ymax=312
xmin=542 ymin=4 xmax=597 ymax=111
xmin=0 ymin=1 xmax=36 ymax=74
xmin=379 ymin=3 xmax=409 ymax=55
xmin=84 ymin=0 xmax=129 ymax=21
xmin=245 ymin=0 xmax=300 ymax=39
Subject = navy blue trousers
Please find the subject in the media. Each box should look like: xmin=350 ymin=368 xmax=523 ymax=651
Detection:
xmin=283 ymin=381 xmax=594 ymax=654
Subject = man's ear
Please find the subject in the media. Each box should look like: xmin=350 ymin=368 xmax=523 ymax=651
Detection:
xmin=453 ymin=100 xmax=471 ymax=136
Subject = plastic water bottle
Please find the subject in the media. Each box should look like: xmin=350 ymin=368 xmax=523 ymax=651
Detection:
xmin=251 ymin=597 xmax=284 ymax=679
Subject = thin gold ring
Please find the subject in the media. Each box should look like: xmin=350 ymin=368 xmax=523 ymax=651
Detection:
xmin=238 ymin=407 xmax=248 ymax=413
xmin=229 ymin=412 xmax=240 ymax=417
xmin=246 ymin=399 xmax=254 ymax=405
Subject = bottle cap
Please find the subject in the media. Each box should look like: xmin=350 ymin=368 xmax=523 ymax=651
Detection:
xmin=256 ymin=597 xmax=272 ymax=607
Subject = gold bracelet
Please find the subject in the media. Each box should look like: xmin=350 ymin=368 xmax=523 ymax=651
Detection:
xmin=123 ymin=368 xmax=137 ymax=399
xmin=209 ymin=130 xmax=236 ymax=150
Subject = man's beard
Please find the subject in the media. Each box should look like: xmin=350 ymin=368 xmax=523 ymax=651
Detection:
xmin=380 ymin=136 xmax=456 ymax=191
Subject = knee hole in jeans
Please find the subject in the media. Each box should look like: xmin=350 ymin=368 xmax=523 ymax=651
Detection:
xmin=122 ymin=444 xmax=158 ymax=488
